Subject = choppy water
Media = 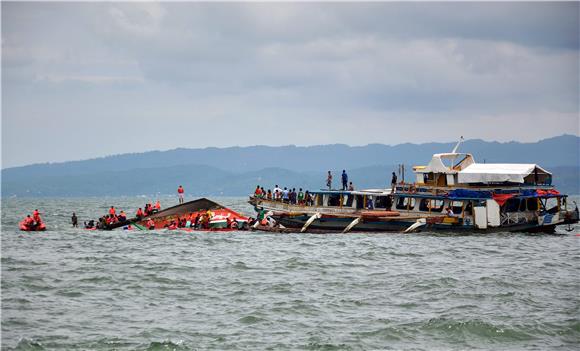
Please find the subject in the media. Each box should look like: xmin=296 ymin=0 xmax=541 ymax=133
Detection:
xmin=2 ymin=196 xmax=579 ymax=350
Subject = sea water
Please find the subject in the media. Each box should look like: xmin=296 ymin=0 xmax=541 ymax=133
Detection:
xmin=1 ymin=196 xmax=579 ymax=350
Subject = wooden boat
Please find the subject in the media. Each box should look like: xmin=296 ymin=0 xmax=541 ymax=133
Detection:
xmin=249 ymin=142 xmax=579 ymax=234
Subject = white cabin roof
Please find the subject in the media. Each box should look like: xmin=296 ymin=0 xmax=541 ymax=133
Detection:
xmin=417 ymin=153 xmax=475 ymax=174
xmin=457 ymin=163 xmax=550 ymax=184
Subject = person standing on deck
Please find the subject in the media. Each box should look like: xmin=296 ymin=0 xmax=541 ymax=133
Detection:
xmin=341 ymin=170 xmax=348 ymax=190
xmin=109 ymin=206 xmax=116 ymax=216
xmin=177 ymin=185 xmax=185 ymax=204
xmin=390 ymin=172 xmax=398 ymax=193
xmin=282 ymin=187 xmax=289 ymax=203
xmin=327 ymin=171 xmax=333 ymax=190
xmin=273 ymin=185 xmax=282 ymax=201
xmin=348 ymin=182 xmax=355 ymax=191
xmin=71 ymin=213 xmax=78 ymax=228
xmin=297 ymin=188 xmax=304 ymax=205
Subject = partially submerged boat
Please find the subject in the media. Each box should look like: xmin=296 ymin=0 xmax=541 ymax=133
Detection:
xmin=134 ymin=197 xmax=249 ymax=231
xmin=249 ymin=147 xmax=578 ymax=234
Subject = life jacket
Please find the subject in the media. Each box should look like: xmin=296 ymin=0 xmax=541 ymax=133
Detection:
xmin=109 ymin=208 xmax=116 ymax=215
xmin=25 ymin=217 xmax=34 ymax=225
xmin=137 ymin=209 xmax=143 ymax=217
xmin=33 ymin=210 xmax=39 ymax=217
xmin=178 ymin=187 xmax=184 ymax=194
xmin=155 ymin=201 xmax=160 ymax=209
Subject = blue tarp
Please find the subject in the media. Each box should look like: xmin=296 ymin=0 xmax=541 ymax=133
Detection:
xmin=448 ymin=189 xmax=492 ymax=199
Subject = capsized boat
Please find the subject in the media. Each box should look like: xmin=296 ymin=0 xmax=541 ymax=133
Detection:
xmin=135 ymin=197 xmax=250 ymax=231
xmin=249 ymin=146 xmax=579 ymax=233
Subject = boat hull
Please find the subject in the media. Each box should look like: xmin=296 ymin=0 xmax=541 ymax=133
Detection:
xmin=272 ymin=215 xmax=560 ymax=234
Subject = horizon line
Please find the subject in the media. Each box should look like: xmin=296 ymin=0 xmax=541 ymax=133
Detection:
xmin=2 ymin=133 xmax=578 ymax=170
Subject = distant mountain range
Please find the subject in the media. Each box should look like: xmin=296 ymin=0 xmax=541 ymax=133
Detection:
xmin=2 ymin=135 xmax=578 ymax=197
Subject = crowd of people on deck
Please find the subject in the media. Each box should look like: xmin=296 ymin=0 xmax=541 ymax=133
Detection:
xmin=253 ymin=185 xmax=316 ymax=206
xmin=253 ymin=170 xmax=361 ymax=205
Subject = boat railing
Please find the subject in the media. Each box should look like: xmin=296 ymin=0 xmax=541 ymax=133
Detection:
xmin=500 ymin=212 xmax=534 ymax=226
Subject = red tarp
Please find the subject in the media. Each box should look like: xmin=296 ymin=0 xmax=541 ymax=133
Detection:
xmin=536 ymin=189 xmax=560 ymax=196
xmin=492 ymin=193 xmax=515 ymax=206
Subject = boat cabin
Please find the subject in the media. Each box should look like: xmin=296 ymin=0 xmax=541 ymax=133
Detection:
xmin=413 ymin=153 xmax=552 ymax=187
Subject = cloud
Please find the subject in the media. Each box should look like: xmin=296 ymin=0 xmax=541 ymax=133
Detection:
xmin=1 ymin=2 xmax=579 ymax=168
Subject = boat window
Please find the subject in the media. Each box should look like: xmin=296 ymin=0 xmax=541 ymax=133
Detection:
xmin=418 ymin=199 xmax=442 ymax=212
xmin=315 ymin=194 xmax=323 ymax=206
xmin=431 ymin=200 xmax=445 ymax=212
xmin=464 ymin=202 xmax=473 ymax=215
xmin=344 ymin=194 xmax=354 ymax=207
xmin=451 ymin=201 xmax=463 ymax=214
xmin=396 ymin=197 xmax=406 ymax=210
xmin=328 ymin=194 xmax=341 ymax=207
xmin=526 ymin=198 xmax=538 ymax=211
xmin=419 ymin=199 xmax=430 ymax=211
xmin=546 ymin=198 xmax=558 ymax=211
xmin=396 ymin=197 xmax=415 ymax=210
xmin=503 ymin=199 xmax=520 ymax=213
xmin=355 ymin=195 xmax=365 ymax=209
xmin=519 ymin=199 xmax=527 ymax=211
xmin=375 ymin=196 xmax=388 ymax=209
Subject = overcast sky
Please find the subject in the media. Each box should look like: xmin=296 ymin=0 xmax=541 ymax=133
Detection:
xmin=2 ymin=2 xmax=579 ymax=168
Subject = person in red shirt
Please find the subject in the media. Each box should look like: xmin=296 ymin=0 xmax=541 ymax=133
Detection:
xmin=136 ymin=208 xmax=144 ymax=218
xmin=254 ymin=185 xmax=263 ymax=198
xmin=155 ymin=200 xmax=161 ymax=211
xmin=177 ymin=185 xmax=185 ymax=204
xmin=109 ymin=206 xmax=116 ymax=216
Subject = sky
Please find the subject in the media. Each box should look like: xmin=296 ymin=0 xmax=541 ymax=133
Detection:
xmin=2 ymin=1 xmax=579 ymax=168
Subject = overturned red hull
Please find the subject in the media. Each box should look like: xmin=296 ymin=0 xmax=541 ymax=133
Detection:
xmin=137 ymin=198 xmax=249 ymax=230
